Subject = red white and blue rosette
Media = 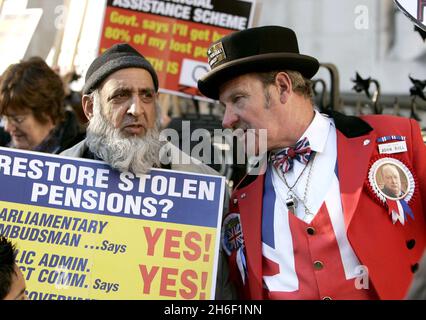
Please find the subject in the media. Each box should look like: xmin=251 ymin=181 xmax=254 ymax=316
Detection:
xmin=367 ymin=157 xmax=416 ymax=225
xmin=222 ymin=213 xmax=247 ymax=284
xmin=222 ymin=213 xmax=245 ymax=256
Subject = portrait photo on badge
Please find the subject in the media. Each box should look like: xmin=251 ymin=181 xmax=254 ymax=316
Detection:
xmin=374 ymin=161 xmax=409 ymax=200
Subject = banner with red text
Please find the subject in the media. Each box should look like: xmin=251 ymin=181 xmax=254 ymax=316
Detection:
xmin=99 ymin=0 xmax=255 ymax=98
xmin=0 ymin=147 xmax=225 ymax=300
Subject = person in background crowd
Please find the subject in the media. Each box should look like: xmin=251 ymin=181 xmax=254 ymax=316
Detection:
xmin=0 ymin=236 xmax=27 ymax=300
xmin=61 ymin=43 xmax=235 ymax=299
xmin=59 ymin=68 xmax=87 ymax=130
xmin=198 ymin=25 xmax=426 ymax=300
xmin=0 ymin=57 xmax=85 ymax=154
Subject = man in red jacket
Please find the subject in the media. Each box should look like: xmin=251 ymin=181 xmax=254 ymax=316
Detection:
xmin=198 ymin=25 xmax=426 ymax=300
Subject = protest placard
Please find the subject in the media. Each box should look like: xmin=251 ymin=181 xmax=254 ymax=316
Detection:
xmin=98 ymin=0 xmax=255 ymax=98
xmin=0 ymin=147 xmax=225 ymax=300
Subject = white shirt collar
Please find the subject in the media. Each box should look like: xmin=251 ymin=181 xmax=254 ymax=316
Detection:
xmin=299 ymin=110 xmax=332 ymax=153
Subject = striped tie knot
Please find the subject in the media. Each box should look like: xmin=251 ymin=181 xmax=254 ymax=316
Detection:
xmin=287 ymin=148 xmax=296 ymax=158
xmin=271 ymin=137 xmax=313 ymax=174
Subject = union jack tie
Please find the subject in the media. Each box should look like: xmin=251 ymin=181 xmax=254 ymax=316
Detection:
xmin=270 ymin=137 xmax=313 ymax=174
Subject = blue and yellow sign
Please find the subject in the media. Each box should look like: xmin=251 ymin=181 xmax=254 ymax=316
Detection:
xmin=0 ymin=147 xmax=225 ymax=300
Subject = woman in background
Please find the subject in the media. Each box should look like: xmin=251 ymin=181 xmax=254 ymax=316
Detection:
xmin=0 ymin=57 xmax=84 ymax=153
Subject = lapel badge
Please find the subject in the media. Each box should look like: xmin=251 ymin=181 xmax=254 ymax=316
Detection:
xmin=366 ymin=157 xmax=416 ymax=225
xmin=222 ymin=213 xmax=244 ymax=256
xmin=376 ymin=135 xmax=407 ymax=154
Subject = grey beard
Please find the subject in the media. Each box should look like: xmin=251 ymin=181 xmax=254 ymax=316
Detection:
xmin=85 ymin=100 xmax=163 ymax=174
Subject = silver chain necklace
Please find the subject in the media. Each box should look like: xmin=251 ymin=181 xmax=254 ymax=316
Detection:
xmin=277 ymin=152 xmax=316 ymax=219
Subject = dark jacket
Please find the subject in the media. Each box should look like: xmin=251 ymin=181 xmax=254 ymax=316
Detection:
xmin=33 ymin=110 xmax=85 ymax=154
xmin=0 ymin=126 xmax=10 ymax=147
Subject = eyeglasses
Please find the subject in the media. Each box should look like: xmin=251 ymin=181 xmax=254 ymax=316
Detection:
xmin=1 ymin=114 xmax=29 ymax=126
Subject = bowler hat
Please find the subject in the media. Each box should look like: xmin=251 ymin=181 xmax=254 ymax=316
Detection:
xmin=198 ymin=26 xmax=319 ymax=100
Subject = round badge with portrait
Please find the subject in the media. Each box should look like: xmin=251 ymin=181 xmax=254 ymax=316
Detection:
xmin=367 ymin=157 xmax=416 ymax=205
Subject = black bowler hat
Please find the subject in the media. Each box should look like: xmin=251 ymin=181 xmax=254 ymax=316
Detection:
xmin=83 ymin=43 xmax=159 ymax=95
xmin=197 ymin=26 xmax=319 ymax=100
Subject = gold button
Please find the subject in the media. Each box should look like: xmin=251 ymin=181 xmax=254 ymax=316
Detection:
xmin=322 ymin=296 xmax=332 ymax=300
xmin=307 ymin=227 xmax=316 ymax=235
xmin=241 ymin=193 xmax=246 ymax=199
xmin=314 ymin=261 xmax=324 ymax=270
xmin=233 ymin=198 xmax=238 ymax=205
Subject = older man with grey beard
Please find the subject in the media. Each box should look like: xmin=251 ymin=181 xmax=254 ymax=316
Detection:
xmin=62 ymin=43 xmax=211 ymax=175
xmin=61 ymin=43 xmax=235 ymax=299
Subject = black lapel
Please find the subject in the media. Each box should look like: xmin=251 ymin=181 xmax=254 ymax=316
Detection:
xmin=324 ymin=110 xmax=373 ymax=138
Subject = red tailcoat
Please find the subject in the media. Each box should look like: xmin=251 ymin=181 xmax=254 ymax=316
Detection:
xmin=225 ymin=113 xmax=426 ymax=300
